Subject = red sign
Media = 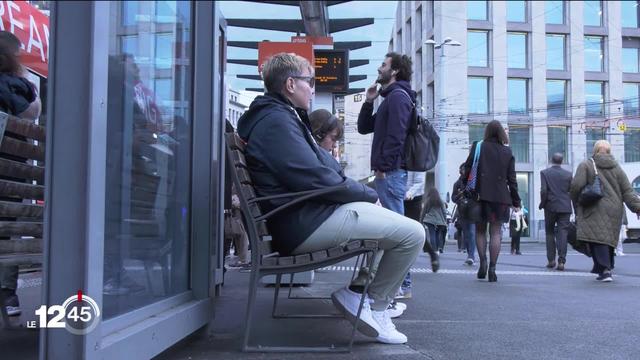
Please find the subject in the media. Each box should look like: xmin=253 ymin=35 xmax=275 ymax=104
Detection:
xmin=0 ymin=1 xmax=50 ymax=77
xmin=257 ymin=42 xmax=314 ymax=74
xmin=291 ymin=36 xmax=333 ymax=46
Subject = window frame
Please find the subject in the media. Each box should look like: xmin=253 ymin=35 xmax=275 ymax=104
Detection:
xmin=547 ymin=125 xmax=569 ymax=164
xmin=507 ymin=32 xmax=528 ymax=69
xmin=507 ymin=0 xmax=528 ymax=23
xmin=468 ymin=76 xmax=491 ymax=114
xmin=546 ymin=33 xmax=566 ymax=71
xmin=584 ymin=35 xmax=605 ymax=72
xmin=545 ymin=0 xmax=565 ymax=25
xmin=507 ymin=78 xmax=529 ymax=115
xmin=546 ymin=79 xmax=568 ymax=118
xmin=621 ymin=1 xmax=640 ymax=28
xmin=585 ymin=81 xmax=606 ymax=118
xmin=584 ymin=0 xmax=603 ymax=27
xmin=467 ymin=30 xmax=490 ymax=68
xmin=467 ymin=0 xmax=488 ymax=21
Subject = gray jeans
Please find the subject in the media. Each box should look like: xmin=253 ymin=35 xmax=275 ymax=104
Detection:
xmin=544 ymin=210 xmax=571 ymax=263
xmin=292 ymin=202 xmax=424 ymax=311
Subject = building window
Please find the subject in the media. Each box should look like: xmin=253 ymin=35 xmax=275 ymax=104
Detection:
xmin=546 ymin=1 xmax=565 ymax=25
xmin=623 ymin=47 xmax=639 ymax=73
xmin=508 ymin=32 xmax=527 ymax=69
xmin=508 ymin=78 xmax=528 ymax=115
xmin=509 ymin=125 xmax=530 ymax=163
xmin=585 ymin=81 xmax=605 ymax=117
xmin=621 ymin=1 xmax=639 ymax=28
xmin=546 ymin=34 xmax=566 ymax=70
xmin=468 ymin=77 xmax=490 ymax=114
xmin=623 ymin=83 xmax=640 ymax=116
xmin=468 ymin=0 xmax=488 ymax=21
xmin=469 ymin=123 xmax=486 ymax=144
xmin=584 ymin=0 xmax=603 ymax=27
xmin=625 ymin=128 xmax=640 ymax=162
xmin=415 ymin=49 xmax=422 ymax=85
xmin=468 ymin=30 xmax=489 ymax=67
xmin=586 ymin=128 xmax=606 ymax=156
xmin=405 ymin=19 xmax=412 ymax=53
xmin=547 ymin=80 xmax=567 ymax=117
xmin=507 ymin=1 xmax=526 ymax=22
xmin=584 ymin=36 xmax=604 ymax=72
xmin=548 ymin=126 xmax=568 ymax=163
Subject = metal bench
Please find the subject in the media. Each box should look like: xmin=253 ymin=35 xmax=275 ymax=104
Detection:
xmin=0 ymin=111 xmax=45 ymax=328
xmin=225 ymin=131 xmax=379 ymax=353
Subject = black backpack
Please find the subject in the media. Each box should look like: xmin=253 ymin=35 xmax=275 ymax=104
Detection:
xmin=396 ymin=89 xmax=440 ymax=171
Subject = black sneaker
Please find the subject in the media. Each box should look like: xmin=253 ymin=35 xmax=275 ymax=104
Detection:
xmin=2 ymin=289 xmax=21 ymax=317
xmin=596 ymin=272 xmax=613 ymax=282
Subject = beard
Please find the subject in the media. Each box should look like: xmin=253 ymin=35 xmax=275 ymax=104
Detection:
xmin=376 ymin=71 xmax=392 ymax=85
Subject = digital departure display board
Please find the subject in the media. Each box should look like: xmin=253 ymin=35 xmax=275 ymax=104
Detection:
xmin=314 ymin=49 xmax=349 ymax=92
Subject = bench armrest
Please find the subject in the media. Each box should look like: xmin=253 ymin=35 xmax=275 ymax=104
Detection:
xmin=254 ymin=183 xmax=348 ymax=221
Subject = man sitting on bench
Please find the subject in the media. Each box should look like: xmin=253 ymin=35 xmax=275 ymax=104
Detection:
xmin=237 ymin=53 xmax=424 ymax=344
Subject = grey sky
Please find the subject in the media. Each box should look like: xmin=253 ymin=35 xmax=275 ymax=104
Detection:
xmin=219 ymin=1 xmax=398 ymax=94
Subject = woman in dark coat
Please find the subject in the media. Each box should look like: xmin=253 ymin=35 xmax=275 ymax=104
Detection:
xmin=569 ymin=140 xmax=640 ymax=282
xmin=463 ymin=121 xmax=521 ymax=282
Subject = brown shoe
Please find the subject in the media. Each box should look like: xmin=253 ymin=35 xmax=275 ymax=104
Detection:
xmin=556 ymin=262 xmax=565 ymax=271
xmin=546 ymin=261 xmax=556 ymax=269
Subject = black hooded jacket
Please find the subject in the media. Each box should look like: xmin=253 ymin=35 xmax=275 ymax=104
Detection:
xmin=0 ymin=73 xmax=35 ymax=116
xmin=237 ymin=92 xmax=378 ymax=255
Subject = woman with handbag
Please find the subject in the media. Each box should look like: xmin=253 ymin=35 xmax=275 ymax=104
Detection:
xmin=569 ymin=140 xmax=640 ymax=282
xmin=462 ymin=121 xmax=521 ymax=282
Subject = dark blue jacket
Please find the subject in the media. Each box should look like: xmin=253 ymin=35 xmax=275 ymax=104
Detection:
xmin=237 ymin=92 xmax=378 ymax=255
xmin=357 ymin=80 xmax=415 ymax=172
xmin=0 ymin=74 xmax=35 ymax=116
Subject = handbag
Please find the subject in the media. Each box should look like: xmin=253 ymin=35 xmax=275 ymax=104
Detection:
xmin=567 ymin=221 xmax=591 ymax=257
xmin=457 ymin=141 xmax=483 ymax=222
xmin=396 ymin=89 xmax=440 ymax=171
xmin=578 ymin=158 xmax=603 ymax=207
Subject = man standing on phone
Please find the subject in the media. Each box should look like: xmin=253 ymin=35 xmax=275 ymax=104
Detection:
xmin=358 ymin=53 xmax=415 ymax=299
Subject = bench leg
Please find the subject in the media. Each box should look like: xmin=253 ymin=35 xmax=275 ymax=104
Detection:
xmin=273 ymin=273 xmax=342 ymax=319
xmin=348 ymin=249 xmax=378 ymax=350
xmin=285 ymin=255 xmax=364 ymax=301
xmin=242 ymin=268 xmax=260 ymax=352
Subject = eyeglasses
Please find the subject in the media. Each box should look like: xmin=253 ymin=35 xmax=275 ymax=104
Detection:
xmin=291 ymin=75 xmax=315 ymax=88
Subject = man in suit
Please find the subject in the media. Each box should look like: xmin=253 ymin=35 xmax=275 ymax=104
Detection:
xmin=539 ymin=153 xmax=573 ymax=270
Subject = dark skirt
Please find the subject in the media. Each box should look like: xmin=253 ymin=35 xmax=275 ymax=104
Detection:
xmin=480 ymin=201 xmax=510 ymax=223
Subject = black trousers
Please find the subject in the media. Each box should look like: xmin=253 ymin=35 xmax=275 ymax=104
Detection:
xmin=544 ymin=211 xmax=571 ymax=263
xmin=510 ymin=220 xmax=521 ymax=252
xmin=403 ymin=195 xmax=423 ymax=222
xmin=589 ymin=243 xmax=615 ymax=274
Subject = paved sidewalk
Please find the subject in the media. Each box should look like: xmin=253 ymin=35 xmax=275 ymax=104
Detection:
xmin=156 ymin=242 xmax=640 ymax=360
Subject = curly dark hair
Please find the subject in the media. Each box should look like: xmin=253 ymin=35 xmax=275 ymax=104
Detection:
xmin=483 ymin=120 xmax=509 ymax=145
xmin=385 ymin=52 xmax=412 ymax=82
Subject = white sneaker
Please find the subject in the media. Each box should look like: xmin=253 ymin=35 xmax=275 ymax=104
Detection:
xmin=616 ymin=250 xmax=625 ymax=256
xmin=331 ymin=287 xmax=380 ymax=337
xmin=371 ymin=309 xmax=408 ymax=344
xmin=386 ymin=301 xmax=405 ymax=319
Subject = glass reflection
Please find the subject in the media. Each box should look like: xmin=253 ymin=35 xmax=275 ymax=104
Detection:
xmin=546 ymin=34 xmax=565 ymax=70
xmin=468 ymin=31 xmax=488 ymax=67
xmin=508 ymin=33 xmax=526 ymax=69
xmin=103 ymin=0 xmax=192 ymax=319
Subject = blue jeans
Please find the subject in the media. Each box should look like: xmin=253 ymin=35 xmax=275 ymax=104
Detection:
xmin=374 ymin=169 xmax=407 ymax=215
xmin=425 ymin=223 xmax=438 ymax=252
xmin=463 ymin=222 xmax=476 ymax=260
xmin=374 ymin=169 xmax=410 ymax=289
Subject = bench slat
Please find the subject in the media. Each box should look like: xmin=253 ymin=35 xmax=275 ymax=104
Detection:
xmin=0 ymin=179 xmax=44 ymax=200
xmin=230 ymin=150 xmax=247 ymax=168
xmin=236 ymin=167 xmax=252 ymax=184
xmin=0 ymin=238 xmax=42 ymax=254
xmin=0 ymin=158 xmax=44 ymax=182
xmin=225 ymin=133 xmax=246 ymax=151
xmin=0 ymin=201 xmax=43 ymax=218
xmin=0 ymin=221 xmax=43 ymax=237
xmin=5 ymin=116 xmax=45 ymax=142
xmin=0 ymin=136 xmax=45 ymax=162
xmin=0 ymin=253 xmax=41 ymax=266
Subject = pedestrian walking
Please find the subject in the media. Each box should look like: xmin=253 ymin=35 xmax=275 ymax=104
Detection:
xmin=405 ymin=171 xmax=439 ymax=271
xmin=569 ymin=140 xmax=640 ymax=282
xmin=452 ymin=163 xmax=477 ymax=265
xmin=462 ymin=120 xmax=521 ymax=282
xmin=422 ymin=187 xmax=447 ymax=254
xmin=509 ymin=207 xmax=527 ymax=255
xmin=539 ymin=153 xmax=573 ymax=270
xmin=616 ymin=213 xmax=627 ymax=256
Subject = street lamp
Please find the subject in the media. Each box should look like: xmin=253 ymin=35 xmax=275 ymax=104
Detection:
xmin=425 ymin=37 xmax=461 ymax=202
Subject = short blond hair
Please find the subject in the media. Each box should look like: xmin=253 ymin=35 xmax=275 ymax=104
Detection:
xmin=262 ymin=53 xmax=313 ymax=94
xmin=592 ymin=139 xmax=611 ymax=156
